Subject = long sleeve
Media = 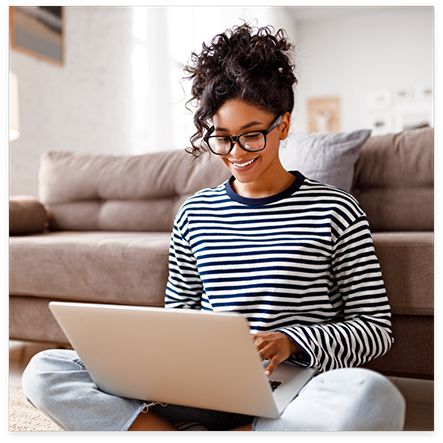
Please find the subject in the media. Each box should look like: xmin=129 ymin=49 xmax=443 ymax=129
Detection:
xmin=278 ymin=216 xmax=393 ymax=373
xmin=165 ymin=216 xmax=203 ymax=309
xmin=162 ymin=174 xmax=394 ymax=374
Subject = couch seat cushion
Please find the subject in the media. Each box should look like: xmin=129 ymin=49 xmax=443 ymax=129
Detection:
xmin=10 ymin=231 xmax=433 ymax=316
xmin=373 ymin=232 xmax=434 ymax=315
xmin=9 ymin=231 xmax=171 ymax=307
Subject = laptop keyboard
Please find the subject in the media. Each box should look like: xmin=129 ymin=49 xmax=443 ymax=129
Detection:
xmin=269 ymin=380 xmax=282 ymax=392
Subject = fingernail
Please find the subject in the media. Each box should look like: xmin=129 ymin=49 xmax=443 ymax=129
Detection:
xmin=265 ymin=370 xmax=270 ymax=377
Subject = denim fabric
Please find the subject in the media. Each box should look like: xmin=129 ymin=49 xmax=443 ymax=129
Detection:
xmin=253 ymin=367 xmax=406 ymax=431
xmin=22 ymin=349 xmax=406 ymax=431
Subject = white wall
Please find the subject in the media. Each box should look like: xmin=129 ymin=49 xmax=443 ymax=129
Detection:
xmin=9 ymin=6 xmax=434 ymax=197
xmin=9 ymin=6 xmax=297 ymax=197
xmin=132 ymin=6 xmax=298 ymax=155
xmin=9 ymin=7 xmax=135 ymax=197
xmin=289 ymin=6 xmax=434 ymax=133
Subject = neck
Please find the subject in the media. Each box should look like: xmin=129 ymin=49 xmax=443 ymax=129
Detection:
xmin=232 ymin=166 xmax=295 ymax=199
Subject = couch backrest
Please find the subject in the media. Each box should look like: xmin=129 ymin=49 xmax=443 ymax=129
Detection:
xmin=39 ymin=149 xmax=230 ymax=232
xmin=350 ymin=127 xmax=434 ymax=232
xmin=40 ymin=127 xmax=434 ymax=233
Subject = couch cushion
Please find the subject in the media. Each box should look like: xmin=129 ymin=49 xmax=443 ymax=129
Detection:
xmin=279 ymin=129 xmax=372 ymax=192
xmin=10 ymin=231 xmax=433 ymax=317
xmin=9 ymin=196 xmax=47 ymax=235
xmin=373 ymin=232 xmax=434 ymax=316
xmin=9 ymin=231 xmax=172 ymax=307
xmin=351 ymin=128 xmax=433 ymax=231
xmin=39 ymin=150 xmax=230 ymax=232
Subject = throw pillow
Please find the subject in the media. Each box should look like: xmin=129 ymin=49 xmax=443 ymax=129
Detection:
xmin=279 ymin=129 xmax=372 ymax=192
xmin=9 ymin=196 xmax=47 ymax=235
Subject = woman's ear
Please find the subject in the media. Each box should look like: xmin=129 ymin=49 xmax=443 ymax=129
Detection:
xmin=279 ymin=112 xmax=291 ymax=141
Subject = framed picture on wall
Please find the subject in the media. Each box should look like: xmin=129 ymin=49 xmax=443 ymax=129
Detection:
xmin=307 ymin=97 xmax=341 ymax=132
xmin=10 ymin=6 xmax=64 ymax=66
xmin=394 ymin=104 xmax=433 ymax=132
xmin=367 ymin=114 xmax=393 ymax=136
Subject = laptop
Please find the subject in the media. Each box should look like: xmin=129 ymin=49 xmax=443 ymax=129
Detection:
xmin=49 ymin=302 xmax=317 ymax=419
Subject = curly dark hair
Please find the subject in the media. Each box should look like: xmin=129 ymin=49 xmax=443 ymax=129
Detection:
xmin=183 ymin=23 xmax=298 ymax=157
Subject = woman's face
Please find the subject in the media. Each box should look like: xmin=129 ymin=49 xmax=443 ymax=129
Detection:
xmin=212 ymin=99 xmax=291 ymax=195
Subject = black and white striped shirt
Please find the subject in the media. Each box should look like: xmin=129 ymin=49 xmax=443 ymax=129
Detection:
xmin=165 ymin=172 xmax=393 ymax=373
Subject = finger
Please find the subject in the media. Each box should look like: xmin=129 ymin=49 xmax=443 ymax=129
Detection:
xmin=253 ymin=336 xmax=271 ymax=361
xmin=264 ymin=356 xmax=278 ymax=377
xmin=252 ymin=333 xmax=266 ymax=347
xmin=258 ymin=347 xmax=270 ymax=361
xmin=259 ymin=343 xmax=278 ymax=362
xmin=265 ymin=348 xmax=289 ymax=376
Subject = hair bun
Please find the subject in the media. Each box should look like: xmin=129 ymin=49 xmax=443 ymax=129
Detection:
xmin=184 ymin=23 xmax=297 ymax=157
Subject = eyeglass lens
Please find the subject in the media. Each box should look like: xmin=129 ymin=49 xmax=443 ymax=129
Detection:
xmin=208 ymin=132 xmax=265 ymax=154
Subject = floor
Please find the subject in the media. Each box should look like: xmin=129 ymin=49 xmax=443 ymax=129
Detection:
xmin=9 ymin=340 xmax=435 ymax=432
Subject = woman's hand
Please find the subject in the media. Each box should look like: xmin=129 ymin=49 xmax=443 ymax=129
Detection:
xmin=252 ymin=332 xmax=301 ymax=377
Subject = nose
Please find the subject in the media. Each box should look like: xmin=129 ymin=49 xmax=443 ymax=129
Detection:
xmin=230 ymin=139 xmax=244 ymax=157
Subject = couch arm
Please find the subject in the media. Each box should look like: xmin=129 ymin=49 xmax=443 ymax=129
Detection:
xmin=9 ymin=195 xmax=48 ymax=235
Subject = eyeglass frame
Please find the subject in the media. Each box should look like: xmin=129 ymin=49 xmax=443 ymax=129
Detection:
xmin=204 ymin=114 xmax=283 ymax=155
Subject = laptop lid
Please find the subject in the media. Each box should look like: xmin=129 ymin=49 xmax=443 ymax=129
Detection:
xmin=49 ymin=302 xmax=316 ymax=419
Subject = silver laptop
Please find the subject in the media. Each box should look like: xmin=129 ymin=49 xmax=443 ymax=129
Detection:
xmin=49 ymin=302 xmax=317 ymax=419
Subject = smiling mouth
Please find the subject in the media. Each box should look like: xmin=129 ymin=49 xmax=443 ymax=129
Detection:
xmin=230 ymin=157 xmax=258 ymax=168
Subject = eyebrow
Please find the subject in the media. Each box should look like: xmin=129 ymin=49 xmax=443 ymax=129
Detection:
xmin=215 ymin=121 xmax=264 ymax=133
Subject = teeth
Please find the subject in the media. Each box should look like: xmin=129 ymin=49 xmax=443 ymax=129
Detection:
xmin=233 ymin=158 xmax=256 ymax=168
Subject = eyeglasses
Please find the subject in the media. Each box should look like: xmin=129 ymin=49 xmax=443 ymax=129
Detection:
xmin=204 ymin=115 xmax=283 ymax=156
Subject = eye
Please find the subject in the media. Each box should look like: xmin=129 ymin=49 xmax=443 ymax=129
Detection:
xmin=243 ymin=132 xmax=261 ymax=141
xmin=216 ymin=136 xmax=231 ymax=143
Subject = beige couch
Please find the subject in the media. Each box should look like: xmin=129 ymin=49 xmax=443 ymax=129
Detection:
xmin=9 ymin=128 xmax=434 ymax=380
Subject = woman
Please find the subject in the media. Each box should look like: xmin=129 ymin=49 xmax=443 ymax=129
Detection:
xmin=22 ymin=23 xmax=406 ymax=432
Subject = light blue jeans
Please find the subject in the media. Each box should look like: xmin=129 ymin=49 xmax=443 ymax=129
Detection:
xmin=22 ymin=349 xmax=406 ymax=431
